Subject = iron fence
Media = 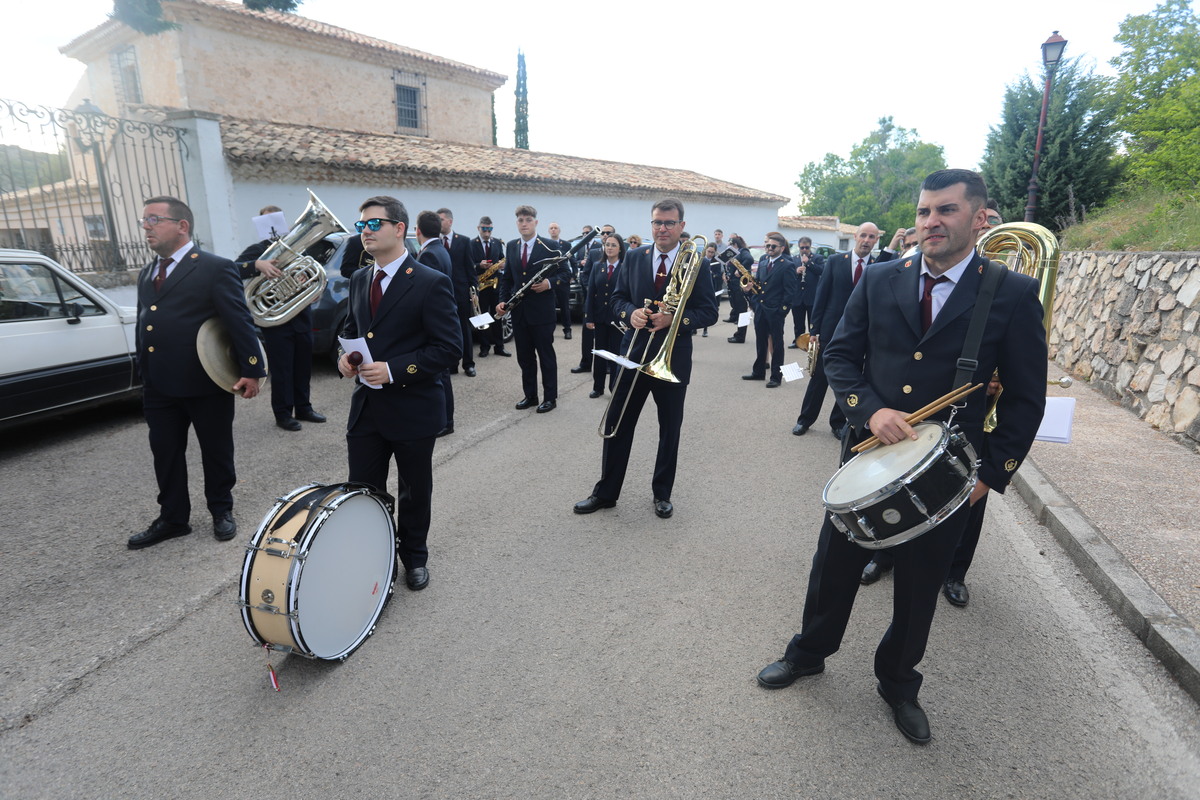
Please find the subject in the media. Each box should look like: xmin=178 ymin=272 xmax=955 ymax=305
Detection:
xmin=0 ymin=99 xmax=190 ymax=273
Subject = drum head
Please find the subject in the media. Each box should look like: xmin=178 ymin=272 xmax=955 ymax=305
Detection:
xmin=293 ymin=492 xmax=396 ymax=660
xmin=824 ymin=423 xmax=946 ymax=506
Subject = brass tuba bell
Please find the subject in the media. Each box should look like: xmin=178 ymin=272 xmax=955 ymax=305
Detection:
xmin=244 ymin=190 xmax=346 ymax=327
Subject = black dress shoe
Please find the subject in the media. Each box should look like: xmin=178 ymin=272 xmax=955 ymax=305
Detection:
xmin=877 ymin=684 xmax=931 ymax=744
xmin=588 ymin=390 xmax=603 ymax=399
xmin=436 ymin=425 xmax=454 ymax=438
xmin=653 ymin=498 xmax=673 ymax=519
xmin=832 ymin=426 xmax=845 ymax=440
xmin=727 ymin=336 xmax=745 ymax=343
xmin=479 ymin=348 xmax=489 ymax=358
xmin=787 ymin=343 xmax=800 ymax=349
xmin=406 ymin=567 xmax=429 ymax=591
xmin=536 ymin=400 xmax=556 ymax=413
xmin=765 ymin=378 xmax=781 ymax=388
xmin=792 ymin=423 xmax=809 ymax=436
xmin=295 ymin=409 xmax=326 ymax=423
xmin=943 ymin=579 xmax=970 ymax=607
xmin=494 ymin=348 xmax=512 ymax=357
xmin=724 ymin=316 xmax=738 ymax=323
xmin=860 ymin=559 xmax=893 ymax=585
xmin=742 ymin=373 xmax=765 ymax=381
xmin=756 ymin=658 xmax=825 ymax=689
xmin=574 ymin=495 xmax=616 ymax=514
xmin=515 ymin=397 xmax=538 ymax=410
xmin=570 ymin=365 xmax=589 ymax=374
xmin=464 ymin=366 xmax=477 ymax=377
xmin=564 ymin=329 xmax=573 ymax=340
xmin=128 ymin=518 xmax=192 ymax=550
xmin=276 ymin=417 xmax=302 ymax=431
xmin=213 ymin=512 xmax=237 ymax=541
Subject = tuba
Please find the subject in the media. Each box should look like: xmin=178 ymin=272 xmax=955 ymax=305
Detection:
xmin=244 ymin=190 xmax=346 ymax=327
xmin=976 ymin=222 xmax=1065 ymax=432
xmin=599 ymin=236 xmax=707 ymax=438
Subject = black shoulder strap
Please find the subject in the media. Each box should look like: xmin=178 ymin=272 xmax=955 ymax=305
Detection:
xmin=953 ymin=257 xmax=1006 ymax=390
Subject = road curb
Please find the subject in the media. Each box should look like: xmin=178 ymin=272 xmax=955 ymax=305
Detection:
xmin=1013 ymin=460 xmax=1200 ymax=703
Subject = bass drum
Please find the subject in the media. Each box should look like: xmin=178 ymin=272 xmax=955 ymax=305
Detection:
xmin=823 ymin=422 xmax=978 ymax=550
xmin=240 ymin=483 xmax=396 ymax=660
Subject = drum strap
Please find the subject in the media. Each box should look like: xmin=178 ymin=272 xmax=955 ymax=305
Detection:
xmin=274 ymin=484 xmax=337 ymax=530
xmin=953 ymin=258 xmax=1006 ymax=391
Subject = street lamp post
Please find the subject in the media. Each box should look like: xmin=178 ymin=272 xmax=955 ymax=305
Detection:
xmin=1024 ymin=31 xmax=1068 ymax=223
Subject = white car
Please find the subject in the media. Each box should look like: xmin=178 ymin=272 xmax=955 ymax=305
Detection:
xmin=0 ymin=249 xmax=140 ymax=429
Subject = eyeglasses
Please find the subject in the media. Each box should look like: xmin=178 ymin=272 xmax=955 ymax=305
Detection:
xmin=986 ymin=217 xmax=1002 ymax=226
xmin=798 ymin=245 xmax=811 ymax=251
xmin=138 ymin=215 xmax=182 ymax=227
xmin=355 ymin=218 xmax=399 ymax=232
xmin=479 ymin=226 xmax=493 ymax=232
xmin=649 ymin=220 xmax=681 ymax=229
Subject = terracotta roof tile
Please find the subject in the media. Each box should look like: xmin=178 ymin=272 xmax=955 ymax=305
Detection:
xmin=221 ymin=118 xmax=788 ymax=205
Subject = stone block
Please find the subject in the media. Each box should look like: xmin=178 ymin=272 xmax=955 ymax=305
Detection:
xmin=1173 ymin=387 xmax=1200 ymax=432
xmin=1147 ymin=372 xmax=1169 ymax=402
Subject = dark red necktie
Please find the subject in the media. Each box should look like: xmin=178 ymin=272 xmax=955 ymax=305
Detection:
xmin=153 ymin=257 xmax=172 ymax=292
xmin=607 ymin=263 xmax=614 ymax=280
xmin=522 ymin=242 xmax=529 ymax=269
xmin=370 ymin=268 xmax=386 ymax=316
xmin=853 ymin=258 xmax=864 ymax=285
xmin=921 ymin=274 xmax=950 ymax=333
xmin=443 ymin=235 xmax=449 ymax=251
xmin=654 ymin=254 xmax=668 ymax=293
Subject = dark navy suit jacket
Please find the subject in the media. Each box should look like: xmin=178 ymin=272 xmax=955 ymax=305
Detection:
xmin=811 ymin=251 xmax=874 ymax=343
xmin=751 ymin=254 xmax=798 ymax=314
xmin=824 ymin=251 xmax=1047 ymax=493
xmin=610 ymin=246 xmax=719 ymax=385
xmin=500 ymin=236 xmax=569 ymax=327
xmin=342 ymin=254 xmax=461 ymax=440
xmin=136 ymin=246 xmax=266 ymax=397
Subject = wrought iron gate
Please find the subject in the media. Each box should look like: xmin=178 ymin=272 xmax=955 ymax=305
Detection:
xmin=0 ymin=99 xmax=189 ymax=273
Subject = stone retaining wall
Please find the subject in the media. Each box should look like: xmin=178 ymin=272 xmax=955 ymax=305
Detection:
xmin=1052 ymin=251 xmax=1200 ymax=452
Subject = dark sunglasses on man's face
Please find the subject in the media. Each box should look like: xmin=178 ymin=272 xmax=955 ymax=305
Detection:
xmin=799 ymin=245 xmax=811 ymax=250
xmin=480 ymin=226 xmax=493 ymax=232
xmin=355 ymin=218 xmax=399 ymax=233
xmin=765 ymin=244 xmax=780 ymax=250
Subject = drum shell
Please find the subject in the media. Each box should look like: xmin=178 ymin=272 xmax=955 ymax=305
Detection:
xmin=240 ymin=484 xmax=396 ymax=660
xmin=823 ymin=423 xmax=977 ymax=549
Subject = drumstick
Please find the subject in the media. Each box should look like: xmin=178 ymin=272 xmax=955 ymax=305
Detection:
xmin=851 ymin=383 xmax=983 ymax=454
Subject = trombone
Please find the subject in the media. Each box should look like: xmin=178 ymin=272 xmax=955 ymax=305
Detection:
xmin=599 ymin=236 xmax=706 ymax=439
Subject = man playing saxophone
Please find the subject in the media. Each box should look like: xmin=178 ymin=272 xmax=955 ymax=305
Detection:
xmin=573 ymin=198 xmax=719 ymax=520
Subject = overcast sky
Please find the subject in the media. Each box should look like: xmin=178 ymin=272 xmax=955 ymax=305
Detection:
xmin=0 ymin=0 xmax=1164 ymax=211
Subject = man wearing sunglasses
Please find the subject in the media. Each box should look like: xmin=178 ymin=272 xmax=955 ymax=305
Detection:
xmin=128 ymin=196 xmax=266 ymax=550
xmin=339 ymin=196 xmax=462 ymax=591
xmin=743 ymin=232 xmax=798 ymax=388
xmin=471 ymin=215 xmax=509 ymax=358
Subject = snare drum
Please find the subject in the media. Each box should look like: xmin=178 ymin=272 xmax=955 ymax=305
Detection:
xmin=822 ymin=422 xmax=978 ymax=550
xmin=239 ymin=483 xmax=396 ymax=660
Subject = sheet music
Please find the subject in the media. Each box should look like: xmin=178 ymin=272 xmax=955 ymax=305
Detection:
xmin=781 ymin=362 xmax=805 ymax=382
xmin=592 ymin=349 xmax=640 ymax=370
xmin=738 ymin=310 xmax=753 ymax=327
xmin=337 ymin=337 xmax=382 ymax=389
xmin=252 ymin=211 xmax=288 ymax=242
xmin=1034 ymin=396 xmax=1076 ymax=443
xmin=470 ymin=312 xmax=495 ymax=329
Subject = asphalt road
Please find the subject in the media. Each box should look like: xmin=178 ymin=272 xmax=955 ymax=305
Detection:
xmin=2 ymin=320 xmax=1199 ymax=799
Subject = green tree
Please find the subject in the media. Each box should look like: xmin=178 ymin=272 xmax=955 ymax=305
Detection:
xmin=112 ymin=0 xmax=300 ymax=34
xmin=1110 ymin=0 xmax=1200 ymax=190
xmin=980 ymin=59 xmax=1121 ymax=229
xmin=795 ymin=117 xmax=944 ymax=235
xmin=514 ymin=51 xmax=529 ymax=150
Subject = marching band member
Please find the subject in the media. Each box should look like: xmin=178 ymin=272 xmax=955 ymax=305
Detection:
xmin=573 ymin=198 xmax=718 ymax=520
xmin=585 ymin=232 xmax=627 ymax=397
xmin=756 ymin=170 xmax=1046 ymax=745
xmin=471 ymin=215 xmax=509 ymax=358
xmin=338 ymin=196 xmax=461 ymax=591
xmin=742 ymin=232 xmax=797 ymax=388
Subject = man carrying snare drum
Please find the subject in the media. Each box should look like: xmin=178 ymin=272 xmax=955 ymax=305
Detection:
xmin=756 ymin=170 xmax=1046 ymax=745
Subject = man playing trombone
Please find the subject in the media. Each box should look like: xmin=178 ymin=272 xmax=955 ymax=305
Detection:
xmin=573 ymin=198 xmax=719 ymax=520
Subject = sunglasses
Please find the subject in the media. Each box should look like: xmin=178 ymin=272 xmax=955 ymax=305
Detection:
xmin=764 ymin=243 xmax=780 ymax=250
xmin=355 ymin=218 xmax=399 ymax=232
xmin=479 ymin=226 xmax=493 ymax=232
xmin=798 ymin=245 xmax=811 ymax=250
